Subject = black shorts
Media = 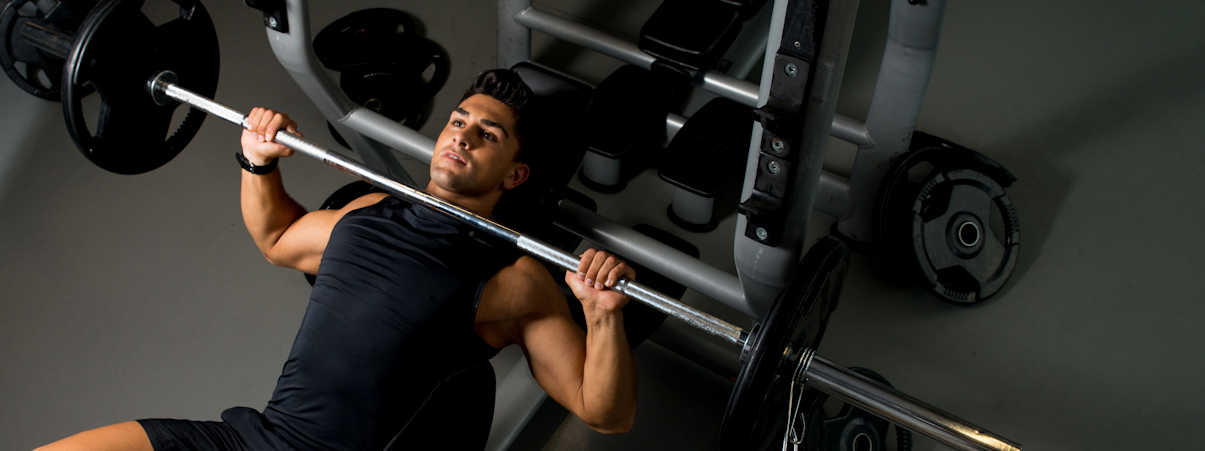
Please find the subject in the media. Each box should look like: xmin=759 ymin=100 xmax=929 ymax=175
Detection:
xmin=136 ymin=418 xmax=248 ymax=451
xmin=138 ymin=407 xmax=293 ymax=451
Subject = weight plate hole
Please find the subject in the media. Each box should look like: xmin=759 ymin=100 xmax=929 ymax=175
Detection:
xmin=957 ymin=220 xmax=981 ymax=247
xmin=853 ymin=432 xmax=873 ymax=451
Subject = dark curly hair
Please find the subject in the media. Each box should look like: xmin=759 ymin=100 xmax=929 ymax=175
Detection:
xmin=460 ymin=69 xmax=536 ymax=162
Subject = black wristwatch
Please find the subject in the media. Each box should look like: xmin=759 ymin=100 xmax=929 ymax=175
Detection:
xmin=236 ymin=151 xmax=278 ymax=174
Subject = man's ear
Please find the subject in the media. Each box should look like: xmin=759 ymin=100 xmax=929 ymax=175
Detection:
xmin=503 ymin=162 xmax=530 ymax=190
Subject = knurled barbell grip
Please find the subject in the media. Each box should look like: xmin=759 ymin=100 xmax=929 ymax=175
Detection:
xmin=152 ymin=72 xmax=747 ymax=347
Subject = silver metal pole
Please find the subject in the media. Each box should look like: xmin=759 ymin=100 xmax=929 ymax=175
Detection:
xmin=806 ymin=355 xmax=1023 ymax=451
xmin=513 ymin=7 xmax=656 ymax=69
xmin=153 ymin=74 xmax=745 ymax=347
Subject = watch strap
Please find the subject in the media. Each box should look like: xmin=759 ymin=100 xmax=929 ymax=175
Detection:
xmin=236 ymin=151 xmax=278 ymax=174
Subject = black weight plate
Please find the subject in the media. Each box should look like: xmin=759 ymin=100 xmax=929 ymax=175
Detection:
xmin=910 ymin=169 xmax=1019 ymax=303
xmin=875 ymin=135 xmax=1021 ymax=303
xmin=719 ymin=236 xmax=850 ymax=451
xmin=1 ymin=0 xmax=66 ymax=100
xmin=61 ymin=0 xmax=219 ymax=174
xmin=340 ymin=63 xmax=441 ymax=127
xmin=313 ymin=8 xmax=422 ymax=72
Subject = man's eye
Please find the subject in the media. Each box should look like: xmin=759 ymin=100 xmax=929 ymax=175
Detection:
xmin=483 ymin=131 xmax=496 ymax=142
xmin=452 ymin=119 xmax=464 ymax=127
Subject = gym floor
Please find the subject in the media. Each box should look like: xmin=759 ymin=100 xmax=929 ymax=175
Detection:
xmin=2 ymin=0 xmax=1202 ymax=449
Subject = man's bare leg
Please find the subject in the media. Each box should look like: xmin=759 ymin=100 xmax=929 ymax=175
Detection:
xmin=35 ymin=421 xmax=153 ymax=451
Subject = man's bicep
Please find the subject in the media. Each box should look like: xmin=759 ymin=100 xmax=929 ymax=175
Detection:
xmin=266 ymin=193 xmax=386 ymax=273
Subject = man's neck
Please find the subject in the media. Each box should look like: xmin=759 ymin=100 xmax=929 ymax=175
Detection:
xmin=424 ymin=182 xmax=500 ymax=218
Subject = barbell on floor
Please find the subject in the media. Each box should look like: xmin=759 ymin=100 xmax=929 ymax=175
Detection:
xmin=5 ymin=0 xmax=1023 ymax=449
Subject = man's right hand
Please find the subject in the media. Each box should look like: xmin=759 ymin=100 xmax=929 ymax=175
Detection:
xmin=241 ymin=107 xmax=302 ymax=166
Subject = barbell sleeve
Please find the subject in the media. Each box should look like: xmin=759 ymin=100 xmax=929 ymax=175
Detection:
xmin=151 ymin=72 xmax=747 ymax=346
xmin=805 ymin=356 xmax=1022 ymax=451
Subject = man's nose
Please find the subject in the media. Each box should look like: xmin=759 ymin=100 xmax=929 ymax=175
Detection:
xmin=452 ymin=127 xmax=474 ymax=149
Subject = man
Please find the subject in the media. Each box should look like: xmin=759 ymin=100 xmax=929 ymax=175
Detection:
xmin=39 ymin=69 xmax=638 ymax=450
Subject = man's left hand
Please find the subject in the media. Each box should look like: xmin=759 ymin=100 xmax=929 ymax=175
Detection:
xmin=565 ymin=248 xmax=636 ymax=317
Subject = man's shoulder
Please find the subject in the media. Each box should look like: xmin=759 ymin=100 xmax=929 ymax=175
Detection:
xmin=480 ymin=256 xmax=565 ymax=320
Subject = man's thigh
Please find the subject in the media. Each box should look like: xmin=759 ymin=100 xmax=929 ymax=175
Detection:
xmin=36 ymin=421 xmax=152 ymax=451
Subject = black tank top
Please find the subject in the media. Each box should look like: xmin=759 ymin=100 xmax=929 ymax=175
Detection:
xmin=223 ymin=196 xmax=512 ymax=450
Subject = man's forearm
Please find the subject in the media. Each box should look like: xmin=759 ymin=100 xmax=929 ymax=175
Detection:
xmin=580 ymin=310 xmax=637 ymax=433
xmin=240 ymin=167 xmax=306 ymax=257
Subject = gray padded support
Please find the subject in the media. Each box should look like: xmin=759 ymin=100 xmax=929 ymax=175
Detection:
xmin=836 ymin=0 xmax=946 ymax=243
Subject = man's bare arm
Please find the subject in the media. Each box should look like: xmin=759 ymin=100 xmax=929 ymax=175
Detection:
xmin=490 ymin=254 xmax=638 ymax=433
xmin=239 ymin=107 xmax=385 ymax=274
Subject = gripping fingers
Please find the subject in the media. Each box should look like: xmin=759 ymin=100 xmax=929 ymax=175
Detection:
xmin=605 ymin=262 xmax=632 ymax=289
xmin=586 ymin=251 xmax=610 ymax=289
xmin=576 ymin=249 xmax=595 ymax=281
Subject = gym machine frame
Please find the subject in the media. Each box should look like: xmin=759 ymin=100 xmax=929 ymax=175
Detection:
xmin=499 ymin=0 xmax=948 ymax=314
xmin=149 ymin=70 xmax=1020 ymax=451
xmin=229 ymin=0 xmax=1015 ymax=450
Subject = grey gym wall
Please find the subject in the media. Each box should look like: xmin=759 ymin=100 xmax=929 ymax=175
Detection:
xmin=1 ymin=2 xmax=1203 ymax=451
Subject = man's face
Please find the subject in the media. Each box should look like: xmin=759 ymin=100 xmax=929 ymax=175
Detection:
xmin=429 ymin=94 xmax=527 ymax=197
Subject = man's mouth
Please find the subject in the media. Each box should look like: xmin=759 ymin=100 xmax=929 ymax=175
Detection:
xmin=444 ymin=151 xmax=467 ymax=165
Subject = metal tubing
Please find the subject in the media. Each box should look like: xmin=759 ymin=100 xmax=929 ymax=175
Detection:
xmin=156 ymin=77 xmax=745 ymax=346
xmin=513 ymin=7 xmax=656 ymax=69
xmin=498 ymin=0 xmax=532 ymax=68
xmin=701 ymin=73 xmax=760 ymax=107
xmin=555 ymin=202 xmax=752 ymax=318
xmin=341 ymin=107 xmax=435 ymax=162
xmin=511 ymin=6 xmax=870 ymax=147
xmin=806 ymin=356 xmax=1022 ymax=451
xmin=665 ymin=113 xmax=686 ymax=143
xmin=831 ymin=114 xmax=873 ymax=147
